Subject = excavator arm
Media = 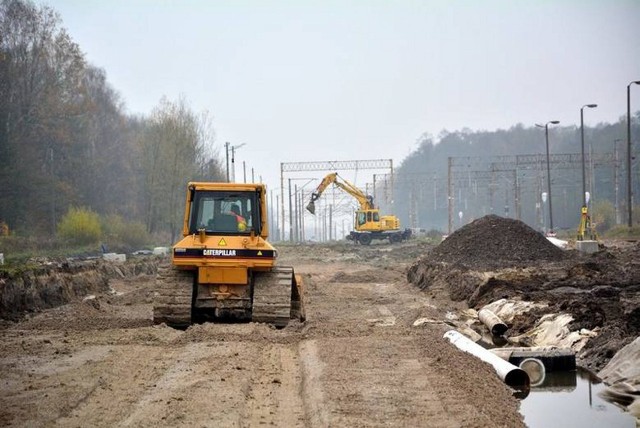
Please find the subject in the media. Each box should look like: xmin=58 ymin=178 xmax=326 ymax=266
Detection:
xmin=306 ymin=172 xmax=374 ymax=214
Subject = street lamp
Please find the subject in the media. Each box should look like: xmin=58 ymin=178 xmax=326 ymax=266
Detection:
xmin=581 ymin=104 xmax=598 ymax=208
xmin=578 ymin=104 xmax=597 ymax=241
xmin=535 ymin=120 xmax=560 ymax=234
xmin=231 ymin=143 xmax=246 ymax=182
xmin=627 ymin=80 xmax=640 ymax=227
xmin=614 ymin=138 xmax=622 ymax=224
xmin=224 ymin=142 xmax=230 ymax=182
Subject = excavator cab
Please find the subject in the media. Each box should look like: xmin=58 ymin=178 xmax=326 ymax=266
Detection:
xmin=153 ymin=182 xmax=305 ymax=329
xmin=355 ymin=210 xmax=381 ymax=231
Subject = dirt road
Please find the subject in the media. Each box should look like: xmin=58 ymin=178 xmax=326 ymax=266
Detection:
xmin=0 ymin=242 xmax=524 ymax=427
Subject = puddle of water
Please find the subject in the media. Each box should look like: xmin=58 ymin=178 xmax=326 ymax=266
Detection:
xmin=519 ymin=369 xmax=636 ymax=427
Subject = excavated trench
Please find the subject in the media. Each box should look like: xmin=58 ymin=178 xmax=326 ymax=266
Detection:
xmin=407 ymin=215 xmax=640 ymax=423
xmin=0 ymin=257 xmax=158 ymax=321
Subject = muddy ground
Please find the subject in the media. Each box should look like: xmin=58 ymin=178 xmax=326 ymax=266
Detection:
xmin=0 ymin=226 xmax=637 ymax=427
xmin=407 ymin=215 xmax=640 ymax=372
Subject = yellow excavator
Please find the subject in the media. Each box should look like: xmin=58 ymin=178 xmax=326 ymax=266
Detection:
xmin=306 ymin=172 xmax=411 ymax=245
xmin=153 ymin=182 xmax=305 ymax=329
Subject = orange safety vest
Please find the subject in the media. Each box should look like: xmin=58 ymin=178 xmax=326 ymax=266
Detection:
xmin=230 ymin=213 xmax=247 ymax=231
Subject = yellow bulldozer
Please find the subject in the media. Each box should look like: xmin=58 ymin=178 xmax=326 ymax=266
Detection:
xmin=153 ymin=182 xmax=305 ymax=329
xmin=306 ymin=172 xmax=412 ymax=245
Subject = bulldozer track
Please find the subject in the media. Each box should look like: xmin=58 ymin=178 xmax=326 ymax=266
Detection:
xmin=252 ymin=266 xmax=297 ymax=328
xmin=153 ymin=265 xmax=194 ymax=329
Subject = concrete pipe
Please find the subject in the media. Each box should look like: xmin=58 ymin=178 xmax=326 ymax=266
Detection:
xmin=490 ymin=347 xmax=576 ymax=372
xmin=478 ymin=308 xmax=508 ymax=336
xmin=519 ymin=358 xmax=546 ymax=387
xmin=443 ymin=330 xmax=530 ymax=390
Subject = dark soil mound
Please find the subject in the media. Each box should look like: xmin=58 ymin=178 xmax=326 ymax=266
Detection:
xmin=429 ymin=215 xmax=566 ymax=269
xmin=406 ymin=217 xmax=640 ymax=371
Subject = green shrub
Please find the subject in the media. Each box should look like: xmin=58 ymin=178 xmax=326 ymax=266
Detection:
xmin=101 ymin=214 xmax=126 ymax=241
xmin=101 ymin=214 xmax=150 ymax=248
xmin=604 ymin=225 xmax=640 ymax=239
xmin=120 ymin=221 xmax=150 ymax=248
xmin=57 ymin=207 xmax=102 ymax=245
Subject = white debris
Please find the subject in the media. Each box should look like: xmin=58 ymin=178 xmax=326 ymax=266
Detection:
xmin=102 ymin=253 xmax=126 ymax=263
xmin=153 ymin=247 xmax=169 ymax=256
xmin=412 ymin=317 xmax=444 ymax=326
xmin=507 ymin=313 xmax=597 ymax=351
xmin=546 ymin=236 xmax=569 ymax=249
xmin=481 ymin=298 xmax=548 ymax=323
xmin=598 ymin=337 xmax=640 ymax=420
xmin=445 ymin=311 xmax=459 ymax=321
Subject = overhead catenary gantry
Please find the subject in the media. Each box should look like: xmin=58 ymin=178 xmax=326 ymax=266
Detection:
xmin=279 ymin=159 xmax=394 ymax=242
xmin=446 ymin=152 xmax=617 ymax=233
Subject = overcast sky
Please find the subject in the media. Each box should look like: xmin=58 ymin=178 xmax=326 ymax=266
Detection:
xmin=46 ymin=0 xmax=640 ymax=189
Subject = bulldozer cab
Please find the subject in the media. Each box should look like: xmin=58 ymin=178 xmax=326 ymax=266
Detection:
xmin=188 ymin=190 xmax=258 ymax=235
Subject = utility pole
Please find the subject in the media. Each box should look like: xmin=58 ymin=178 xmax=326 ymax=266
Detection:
xmin=231 ymin=143 xmax=246 ymax=183
xmin=231 ymin=146 xmax=235 ymax=182
xmin=627 ymin=81 xmax=640 ymax=227
xmin=288 ymin=178 xmax=293 ymax=242
xmin=329 ymin=204 xmax=333 ymax=241
xmin=269 ymin=190 xmax=274 ymax=240
xmin=280 ymin=163 xmax=285 ymax=242
xmin=275 ymin=194 xmax=279 ymax=241
xmin=300 ymin=188 xmax=305 ymax=242
xmin=448 ymin=157 xmax=453 ymax=234
xmin=225 ymin=142 xmax=230 ymax=182
xmin=294 ymin=184 xmax=299 ymax=242
xmin=614 ymin=139 xmax=621 ymax=224
xmin=373 ymin=174 xmax=377 ymax=205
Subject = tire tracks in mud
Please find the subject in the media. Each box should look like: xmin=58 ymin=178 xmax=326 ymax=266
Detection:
xmin=240 ymin=344 xmax=306 ymax=427
xmin=299 ymin=340 xmax=330 ymax=428
xmin=1 ymin=246 xmax=526 ymax=427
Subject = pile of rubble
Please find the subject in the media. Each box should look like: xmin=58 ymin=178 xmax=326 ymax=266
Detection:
xmin=407 ymin=215 xmax=640 ymax=372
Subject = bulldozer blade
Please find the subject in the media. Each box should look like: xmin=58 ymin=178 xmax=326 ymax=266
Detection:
xmin=291 ymin=273 xmax=306 ymax=322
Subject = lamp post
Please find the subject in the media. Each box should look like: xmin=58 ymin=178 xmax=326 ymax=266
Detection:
xmin=581 ymin=104 xmax=598 ymax=208
xmin=224 ymin=142 xmax=230 ymax=182
xmin=535 ymin=120 xmax=560 ymax=234
xmin=231 ymin=143 xmax=246 ymax=182
xmin=627 ymin=80 xmax=640 ymax=227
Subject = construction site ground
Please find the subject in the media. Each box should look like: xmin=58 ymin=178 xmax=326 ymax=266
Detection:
xmin=1 ymin=228 xmax=638 ymax=426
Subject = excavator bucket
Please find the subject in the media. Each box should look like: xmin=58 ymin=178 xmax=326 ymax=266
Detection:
xmin=306 ymin=201 xmax=316 ymax=215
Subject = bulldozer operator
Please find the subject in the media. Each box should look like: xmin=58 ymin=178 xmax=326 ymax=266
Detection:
xmin=228 ymin=204 xmax=247 ymax=232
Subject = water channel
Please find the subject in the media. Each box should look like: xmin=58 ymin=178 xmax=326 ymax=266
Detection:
xmin=519 ymin=368 xmax=636 ymax=427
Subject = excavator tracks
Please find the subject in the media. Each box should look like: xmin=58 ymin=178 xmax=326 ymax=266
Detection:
xmin=153 ymin=265 xmax=194 ymax=329
xmin=253 ymin=266 xmax=304 ymax=328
